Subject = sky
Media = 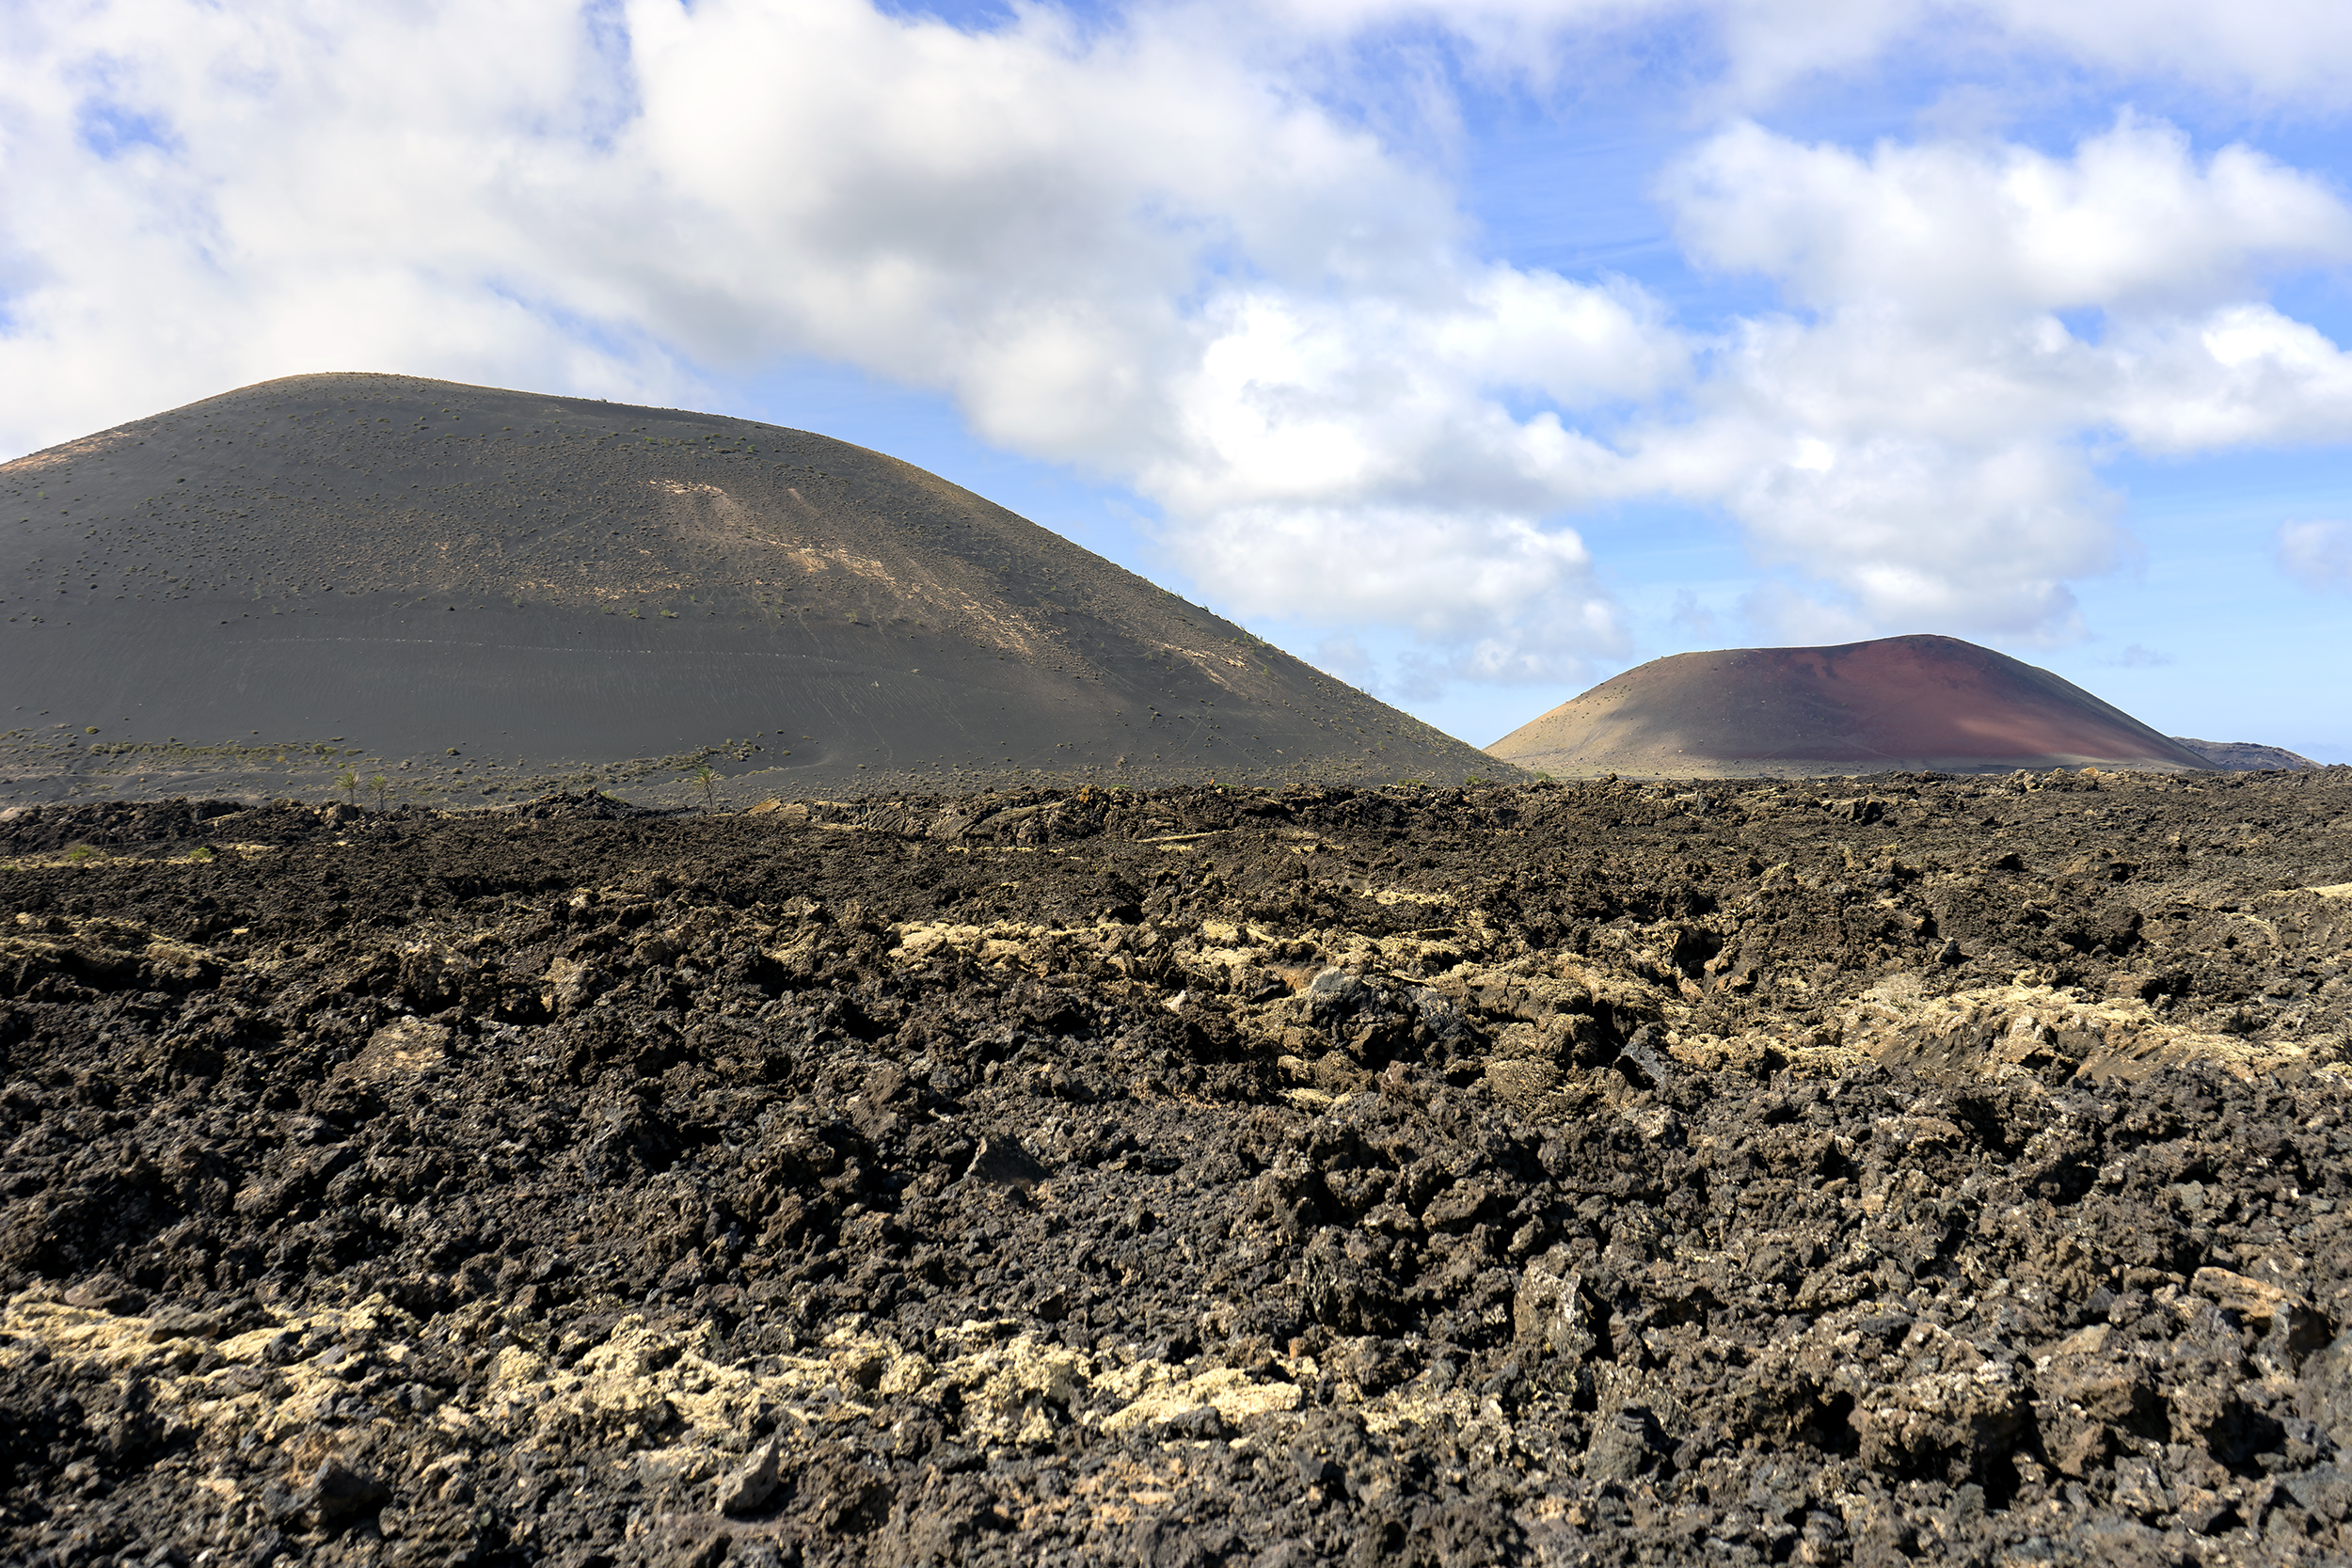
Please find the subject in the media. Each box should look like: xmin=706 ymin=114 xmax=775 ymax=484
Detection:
xmin=4 ymin=0 xmax=2350 ymax=759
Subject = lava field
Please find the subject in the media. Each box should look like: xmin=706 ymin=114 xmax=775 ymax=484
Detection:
xmin=4 ymin=767 xmax=2352 ymax=1566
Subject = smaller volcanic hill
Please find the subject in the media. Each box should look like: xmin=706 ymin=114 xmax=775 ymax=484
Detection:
xmin=2172 ymin=736 xmax=2319 ymax=771
xmin=1488 ymin=634 xmax=2213 ymax=777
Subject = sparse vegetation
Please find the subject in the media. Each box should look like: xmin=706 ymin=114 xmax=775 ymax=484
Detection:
xmin=690 ymin=762 xmax=718 ymax=809
xmin=337 ymin=767 xmax=359 ymax=803
xmin=370 ymin=774 xmax=389 ymax=811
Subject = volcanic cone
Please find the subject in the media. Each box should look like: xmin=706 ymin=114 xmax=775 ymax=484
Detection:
xmin=1487 ymin=634 xmax=2213 ymax=777
xmin=0 ymin=373 xmax=1494 ymax=801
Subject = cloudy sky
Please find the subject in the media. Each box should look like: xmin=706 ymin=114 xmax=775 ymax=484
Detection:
xmin=6 ymin=0 xmax=2350 ymax=757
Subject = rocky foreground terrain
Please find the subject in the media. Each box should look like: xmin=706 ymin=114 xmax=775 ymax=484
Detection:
xmin=3 ymin=767 xmax=2352 ymax=1566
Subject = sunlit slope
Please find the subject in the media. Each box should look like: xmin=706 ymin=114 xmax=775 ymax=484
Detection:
xmin=0 ymin=372 xmax=1494 ymax=789
xmin=1488 ymin=634 xmax=2213 ymax=778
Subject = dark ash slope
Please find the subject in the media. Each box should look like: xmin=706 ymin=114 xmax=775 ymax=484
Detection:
xmin=0 ymin=373 xmax=1496 ymax=805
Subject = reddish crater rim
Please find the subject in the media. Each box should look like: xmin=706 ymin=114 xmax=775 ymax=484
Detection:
xmin=1488 ymin=633 xmax=2210 ymax=776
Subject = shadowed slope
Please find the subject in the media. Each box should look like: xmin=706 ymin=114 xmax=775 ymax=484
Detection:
xmin=0 ymin=372 xmax=1495 ymax=802
xmin=1487 ymin=634 xmax=2214 ymax=778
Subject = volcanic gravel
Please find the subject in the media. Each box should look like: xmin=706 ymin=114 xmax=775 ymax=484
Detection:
xmin=4 ymin=767 xmax=2352 ymax=1566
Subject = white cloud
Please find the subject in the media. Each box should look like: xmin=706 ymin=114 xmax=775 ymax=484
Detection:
xmin=2279 ymin=520 xmax=2352 ymax=589
xmin=1973 ymin=0 xmax=2352 ymax=105
xmin=0 ymin=0 xmax=1651 ymax=688
xmin=2106 ymin=307 xmax=2352 ymax=451
xmin=1179 ymin=499 xmax=1627 ymax=672
xmin=0 ymin=2 xmax=663 ymax=419
xmin=603 ymin=3 xmax=1668 ymax=677
xmin=1665 ymin=116 xmax=2352 ymax=317
xmin=5 ymin=1 xmax=2352 ymax=703
xmin=1628 ymin=116 xmax=2352 ymax=637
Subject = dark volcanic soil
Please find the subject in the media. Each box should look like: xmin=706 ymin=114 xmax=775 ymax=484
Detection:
xmin=0 ymin=372 xmax=1495 ymax=805
xmin=4 ymin=767 xmax=2352 ymax=1566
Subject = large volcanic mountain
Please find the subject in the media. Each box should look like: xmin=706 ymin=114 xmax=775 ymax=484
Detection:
xmin=1487 ymin=634 xmax=2214 ymax=778
xmin=0 ymin=373 xmax=1493 ymax=802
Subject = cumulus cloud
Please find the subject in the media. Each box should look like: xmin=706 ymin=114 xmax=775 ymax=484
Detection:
xmin=2279 ymin=521 xmax=2352 ymax=589
xmin=0 ymin=2 xmax=663 ymax=419
xmin=1629 ymin=115 xmax=2352 ymax=636
xmin=1 ymin=0 xmax=1649 ymax=686
xmin=1664 ymin=116 xmax=2352 ymax=316
xmin=1973 ymin=0 xmax=2352 ymax=104
xmin=4 ymin=1 xmax=2352 ymax=699
xmin=580 ymin=0 xmax=1670 ymax=679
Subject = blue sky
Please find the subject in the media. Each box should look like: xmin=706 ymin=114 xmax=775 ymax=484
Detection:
xmin=6 ymin=0 xmax=2351 ymax=757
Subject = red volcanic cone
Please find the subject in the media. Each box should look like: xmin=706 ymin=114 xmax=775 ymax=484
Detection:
xmin=1487 ymin=634 xmax=2211 ymax=778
